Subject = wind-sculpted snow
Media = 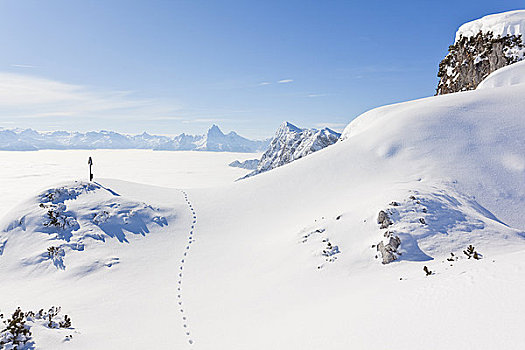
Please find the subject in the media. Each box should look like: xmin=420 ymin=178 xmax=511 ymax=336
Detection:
xmin=455 ymin=10 xmax=525 ymax=42
xmin=243 ymin=122 xmax=340 ymax=177
xmin=1 ymin=181 xmax=168 ymax=273
xmin=0 ymin=125 xmax=269 ymax=153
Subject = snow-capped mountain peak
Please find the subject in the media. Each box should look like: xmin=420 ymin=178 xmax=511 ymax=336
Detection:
xmin=0 ymin=126 xmax=270 ymax=153
xmin=243 ymin=121 xmax=340 ymax=178
xmin=206 ymin=124 xmax=224 ymax=137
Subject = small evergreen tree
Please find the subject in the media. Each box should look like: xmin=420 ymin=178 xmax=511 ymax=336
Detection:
xmin=0 ymin=307 xmax=32 ymax=348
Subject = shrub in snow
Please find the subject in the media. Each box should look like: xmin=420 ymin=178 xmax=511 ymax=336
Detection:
xmin=321 ymin=239 xmax=340 ymax=261
xmin=1 ymin=306 xmax=74 ymax=348
xmin=92 ymin=210 xmax=111 ymax=224
xmin=47 ymin=246 xmax=63 ymax=259
xmin=463 ymin=245 xmax=481 ymax=260
xmin=299 ymin=225 xmax=341 ymax=268
xmin=0 ymin=307 xmax=33 ymax=349
xmin=3 ymin=181 xmax=168 ymax=272
xmin=40 ymin=183 xmax=97 ymax=204
xmin=59 ymin=315 xmax=72 ymax=329
xmin=41 ymin=203 xmax=77 ymax=230
xmin=447 ymin=252 xmax=458 ymax=262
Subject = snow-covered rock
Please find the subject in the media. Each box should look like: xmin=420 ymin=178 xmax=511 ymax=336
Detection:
xmin=456 ymin=10 xmax=525 ymax=41
xmin=0 ymin=125 xmax=269 ymax=153
xmin=436 ymin=10 xmax=525 ymax=95
xmin=244 ymin=122 xmax=340 ymax=177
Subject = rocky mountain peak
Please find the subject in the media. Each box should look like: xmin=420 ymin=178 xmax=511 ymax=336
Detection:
xmin=242 ymin=122 xmax=340 ymax=178
xmin=207 ymin=124 xmax=224 ymax=137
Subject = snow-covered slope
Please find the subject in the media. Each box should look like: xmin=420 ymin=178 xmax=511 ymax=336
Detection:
xmin=456 ymin=10 xmax=525 ymax=41
xmin=477 ymin=59 xmax=525 ymax=89
xmin=1 ymin=75 xmax=525 ymax=347
xmin=2 ymin=18 xmax=525 ymax=350
xmin=244 ymin=122 xmax=340 ymax=177
xmin=180 ymin=62 xmax=525 ymax=349
xmin=0 ymin=125 xmax=269 ymax=153
xmin=0 ymin=180 xmax=188 ymax=349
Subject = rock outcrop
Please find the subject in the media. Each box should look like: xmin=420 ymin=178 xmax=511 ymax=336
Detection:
xmin=436 ymin=10 xmax=525 ymax=95
xmin=228 ymin=159 xmax=259 ymax=170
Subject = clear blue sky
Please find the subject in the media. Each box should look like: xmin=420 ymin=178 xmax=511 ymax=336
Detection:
xmin=0 ymin=0 xmax=523 ymax=139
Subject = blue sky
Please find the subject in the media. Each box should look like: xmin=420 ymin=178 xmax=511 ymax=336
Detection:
xmin=0 ymin=0 xmax=523 ymax=139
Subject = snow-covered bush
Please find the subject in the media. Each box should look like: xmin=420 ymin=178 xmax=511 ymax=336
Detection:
xmin=0 ymin=306 xmax=73 ymax=349
xmin=47 ymin=246 xmax=62 ymax=259
xmin=41 ymin=204 xmax=78 ymax=230
xmin=40 ymin=183 xmax=97 ymax=204
xmin=2 ymin=181 xmax=169 ymax=272
xmin=0 ymin=307 xmax=33 ymax=349
xmin=463 ymin=245 xmax=482 ymax=260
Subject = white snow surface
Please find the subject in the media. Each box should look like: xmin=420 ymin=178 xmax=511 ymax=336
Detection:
xmin=1 ymin=55 xmax=525 ymax=349
xmin=456 ymin=9 xmax=525 ymax=41
xmin=0 ymin=149 xmax=259 ymax=216
xmin=477 ymin=59 xmax=525 ymax=89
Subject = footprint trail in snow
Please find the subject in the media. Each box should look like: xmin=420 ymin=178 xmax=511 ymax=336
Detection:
xmin=178 ymin=190 xmax=197 ymax=346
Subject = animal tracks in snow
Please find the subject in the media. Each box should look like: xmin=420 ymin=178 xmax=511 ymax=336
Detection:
xmin=178 ymin=190 xmax=197 ymax=346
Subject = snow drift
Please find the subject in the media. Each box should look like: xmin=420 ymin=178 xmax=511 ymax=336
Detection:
xmin=477 ymin=59 xmax=525 ymax=89
xmin=456 ymin=10 xmax=525 ymax=42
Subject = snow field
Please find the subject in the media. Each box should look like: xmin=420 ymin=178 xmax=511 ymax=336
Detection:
xmin=177 ymin=190 xmax=197 ymax=346
xmin=1 ymin=30 xmax=525 ymax=349
xmin=0 ymin=149 xmax=259 ymax=216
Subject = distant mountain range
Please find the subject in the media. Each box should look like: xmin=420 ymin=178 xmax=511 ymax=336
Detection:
xmin=0 ymin=125 xmax=270 ymax=153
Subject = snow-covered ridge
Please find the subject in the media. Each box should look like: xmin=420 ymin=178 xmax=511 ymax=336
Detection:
xmin=456 ymin=10 xmax=525 ymax=41
xmin=0 ymin=125 xmax=269 ymax=153
xmin=1 ymin=181 xmax=169 ymax=273
xmin=243 ymin=122 xmax=340 ymax=178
